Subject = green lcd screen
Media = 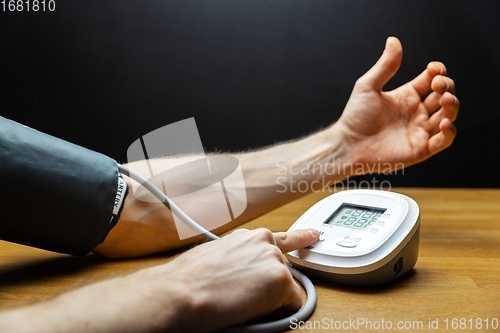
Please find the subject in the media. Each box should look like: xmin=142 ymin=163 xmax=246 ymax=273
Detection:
xmin=324 ymin=204 xmax=386 ymax=230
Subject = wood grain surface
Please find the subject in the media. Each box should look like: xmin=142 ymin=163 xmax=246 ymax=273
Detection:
xmin=1 ymin=188 xmax=499 ymax=332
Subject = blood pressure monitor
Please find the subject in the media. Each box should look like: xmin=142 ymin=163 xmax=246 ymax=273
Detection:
xmin=286 ymin=189 xmax=420 ymax=286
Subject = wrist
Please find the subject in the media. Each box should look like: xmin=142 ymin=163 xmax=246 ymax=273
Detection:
xmin=304 ymin=125 xmax=355 ymax=185
xmin=322 ymin=122 xmax=362 ymax=180
xmin=239 ymin=126 xmax=354 ymax=198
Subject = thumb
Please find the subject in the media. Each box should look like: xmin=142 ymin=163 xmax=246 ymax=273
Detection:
xmin=357 ymin=36 xmax=403 ymax=92
xmin=273 ymin=229 xmax=319 ymax=253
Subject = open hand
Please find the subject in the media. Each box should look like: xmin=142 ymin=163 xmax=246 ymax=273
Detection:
xmin=332 ymin=36 xmax=459 ymax=173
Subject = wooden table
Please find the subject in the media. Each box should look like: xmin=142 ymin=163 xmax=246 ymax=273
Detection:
xmin=1 ymin=188 xmax=499 ymax=332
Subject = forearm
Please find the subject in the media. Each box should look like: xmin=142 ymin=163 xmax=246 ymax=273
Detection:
xmin=95 ymin=124 xmax=353 ymax=258
xmin=0 ymin=267 xmax=196 ymax=333
xmin=234 ymin=125 xmax=353 ymax=218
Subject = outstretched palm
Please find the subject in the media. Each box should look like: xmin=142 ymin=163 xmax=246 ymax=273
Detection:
xmin=334 ymin=37 xmax=459 ymax=172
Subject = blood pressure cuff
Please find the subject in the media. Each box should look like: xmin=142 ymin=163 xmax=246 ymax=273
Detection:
xmin=0 ymin=116 xmax=128 ymax=256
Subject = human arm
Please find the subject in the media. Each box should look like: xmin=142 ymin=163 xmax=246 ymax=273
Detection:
xmin=94 ymin=36 xmax=459 ymax=258
xmin=332 ymin=36 xmax=458 ymax=170
xmin=0 ymin=228 xmax=318 ymax=333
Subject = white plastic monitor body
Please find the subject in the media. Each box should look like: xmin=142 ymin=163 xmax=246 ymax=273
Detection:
xmin=286 ymin=189 xmax=420 ymax=286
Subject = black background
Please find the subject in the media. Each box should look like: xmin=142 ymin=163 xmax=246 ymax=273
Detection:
xmin=1 ymin=0 xmax=499 ymax=187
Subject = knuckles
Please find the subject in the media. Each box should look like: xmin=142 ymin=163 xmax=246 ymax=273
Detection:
xmin=252 ymin=228 xmax=277 ymax=245
xmin=266 ymin=262 xmax=296 ymax=289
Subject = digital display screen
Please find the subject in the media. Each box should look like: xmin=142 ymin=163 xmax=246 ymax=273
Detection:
xmin=324 ymin=204 xmax=386 ymax=230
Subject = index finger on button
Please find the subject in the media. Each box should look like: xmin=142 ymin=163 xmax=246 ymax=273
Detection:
xmin=273 ymin=229 xmax=319 ymax=253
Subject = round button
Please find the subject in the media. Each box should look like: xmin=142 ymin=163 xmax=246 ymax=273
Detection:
xmin=336 ymin=240 xmax=357 ymax=248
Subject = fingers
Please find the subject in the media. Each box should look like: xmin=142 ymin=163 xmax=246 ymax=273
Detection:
xmin=356 ymin=36 xmax=403 ymax=92
xmin=437 ymin=92 xmax=459 ymax=122
xmin=411 ymin=61 xmax=447 ymax=97
xmin=271 ymin=267 xmax=304 ymax=316
xmin=424 ymin=75 xmax=455 ymax=109
xmin=431 ymin=74 xmax=455 ymax=95
xmin=428 ymin=118 xmax=457 ymax=156
xmin=426 ymin=91 xmax=459 ymax=139
xmin=273 ymin=229 xmax=319 ymax=253
xmin=232 ymin=228 xmax=306 ymax=312
xmin=425 ymin=92 xmax=459 ymax=157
